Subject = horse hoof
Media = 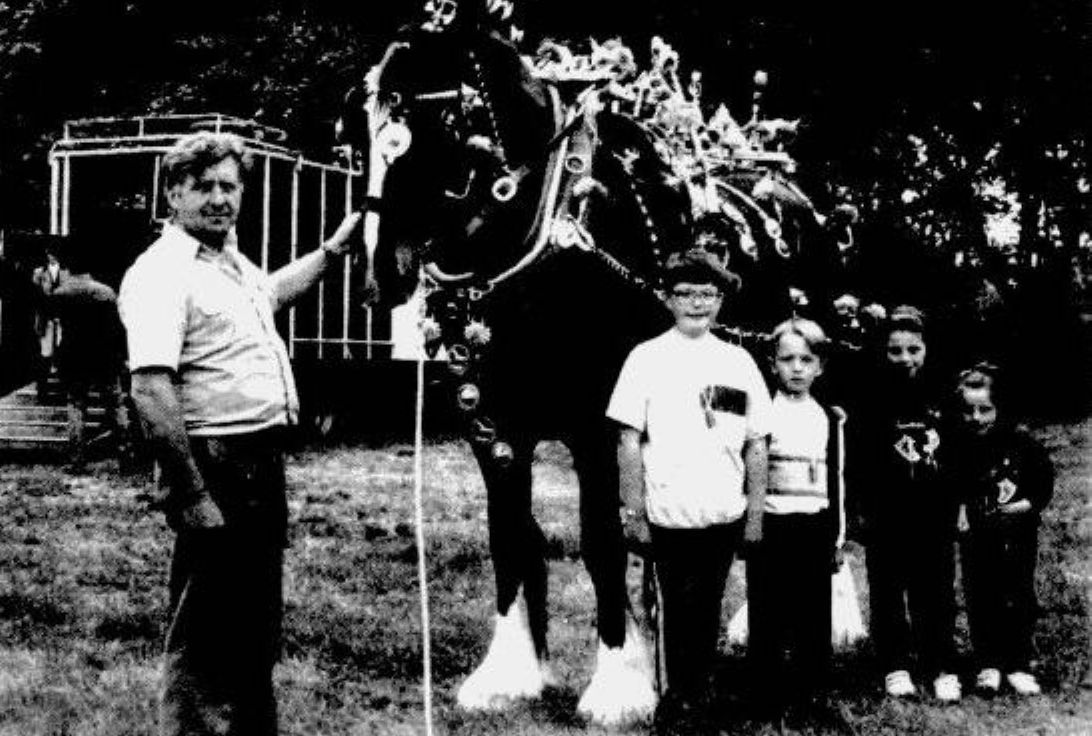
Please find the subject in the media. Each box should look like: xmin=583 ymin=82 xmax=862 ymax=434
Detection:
xmin=577 ymin=628 xmax=658 ymax=726
xmin=456 ymin=607 xmax=547 ymax=711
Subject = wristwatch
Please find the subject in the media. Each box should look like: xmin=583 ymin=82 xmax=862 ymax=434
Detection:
xmin=620 ymin=506 xmax=644 ymax=523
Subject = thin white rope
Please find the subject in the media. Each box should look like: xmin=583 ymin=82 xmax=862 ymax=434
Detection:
xmin=412 ymin=352 xmax=435 ymax=736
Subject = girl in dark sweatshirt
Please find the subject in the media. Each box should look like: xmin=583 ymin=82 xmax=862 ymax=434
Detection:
xmin=854 ymin=305 xmax=962 ymax=702
xmin=950 ymin=363 xmax=1054 ymax=696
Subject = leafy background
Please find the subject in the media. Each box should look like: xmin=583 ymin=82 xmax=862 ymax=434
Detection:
xmin=0 ymin=0 xmax=1087 ymax=248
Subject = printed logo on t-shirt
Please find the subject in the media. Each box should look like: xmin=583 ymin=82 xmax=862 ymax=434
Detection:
xmin=991 ymin=457 xmax=1019 ymax=505
xmin=699 ymin=385 xmax=747 ymax=428
xmin=996 ymin=478 xmax=1018 ymax=505
xmin=892 ymin=422 xmax=940 ymax=467
xmin=704 ymin=385 xmax=747 ymax=412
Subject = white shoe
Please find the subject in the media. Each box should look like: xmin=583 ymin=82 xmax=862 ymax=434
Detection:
xmin=1006 ymin=671 xmax=1042 ymax=695
xmin=975 ymin=668 xmax=1001 ymax=693
xmin=884 ymin=669 xmax=916 ymax=698
xmin=933 ymin=673 xmax=962 ymax=703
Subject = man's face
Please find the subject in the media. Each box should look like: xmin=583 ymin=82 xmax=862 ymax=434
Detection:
xmin=667 ymin=282 xmax=722 ymax=337
xmin=167 ymin=157 xmax=243 ymax=247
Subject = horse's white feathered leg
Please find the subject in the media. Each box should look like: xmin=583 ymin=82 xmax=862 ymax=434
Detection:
xmin=456 ymin=589 xmax=552 ymax=710
xmin=576 ymin=612 xmax=658 ymax=726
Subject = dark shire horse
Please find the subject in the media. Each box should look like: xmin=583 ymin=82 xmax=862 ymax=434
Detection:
xmin=341 ymin=1 xmax=833 ymax=725
xmin=343 ymin=5 xmax=691 ymax=726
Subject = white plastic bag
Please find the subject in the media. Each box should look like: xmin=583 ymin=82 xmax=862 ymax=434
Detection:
xmin=725 ymin=558 xmax=868 ymax=649
xmin=831 ymin=559 xmax=868 ymax=650
xmin=727 ymin=601 xmax=749 ymax=647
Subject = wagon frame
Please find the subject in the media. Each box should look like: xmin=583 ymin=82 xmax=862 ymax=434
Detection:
xmin=31 ymin=112 xmax=441 ymax=437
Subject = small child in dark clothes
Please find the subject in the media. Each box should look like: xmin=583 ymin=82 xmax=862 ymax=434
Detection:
xmin=951 ymin=363 xmax=1054 ymax=696
xmin=854 ymin=305 xmax=962 ymax=702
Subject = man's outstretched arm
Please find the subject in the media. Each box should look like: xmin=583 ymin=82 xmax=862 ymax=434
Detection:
xmin=269 ymin=211 xmax=361 ymax=311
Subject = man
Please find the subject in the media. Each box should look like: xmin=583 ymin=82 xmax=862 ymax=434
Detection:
xmin=31 ymin=239 xmax=67 ymax=396
xmin=118 ymin=131 xmax=360 ymax=736
xmin=51 ymin=236 xmax=131 ymax=472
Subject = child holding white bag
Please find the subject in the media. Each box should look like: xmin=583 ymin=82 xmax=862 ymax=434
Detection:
xmin=745 ymin=318 xmax=848 ymax=713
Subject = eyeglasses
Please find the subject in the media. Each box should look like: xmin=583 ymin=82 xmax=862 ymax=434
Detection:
xmin=671 ymin=287 xmax=721 ymax=302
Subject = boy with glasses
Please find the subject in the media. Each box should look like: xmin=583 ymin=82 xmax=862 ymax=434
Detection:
xmin=607 ymin=248 xmax=772 ymax=724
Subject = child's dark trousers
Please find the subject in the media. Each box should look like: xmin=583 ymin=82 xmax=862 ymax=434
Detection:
xmin=866 ymin=527 xmax=957 ymax=679
xmin=651 ymin=521 xmax=743 ymax=702
xmin=747 ymin=512 xmax=832 ymax=706
xmin=960 ymin=517 xmax=1041 ymax=672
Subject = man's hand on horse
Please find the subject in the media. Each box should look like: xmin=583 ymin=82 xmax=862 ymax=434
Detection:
xmin=322 ymin=211 xmax=364 ymax=257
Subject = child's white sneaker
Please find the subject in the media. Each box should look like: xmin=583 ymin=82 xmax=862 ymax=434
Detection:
xmin=884 ymin=669 xmax=916 ymax=698
xmin=933 ymin=673 xmax=962 ymax=702
xmin=1006 ymin=671 xmax=1042 ymax=695
xmin=975 ymin=668 xmax=1002 ymax=693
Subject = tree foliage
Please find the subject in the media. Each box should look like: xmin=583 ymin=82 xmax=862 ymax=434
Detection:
xmin=0 ymin=0 xmax=1087 ymax=272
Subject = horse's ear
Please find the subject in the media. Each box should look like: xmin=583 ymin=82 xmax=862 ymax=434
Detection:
xmin=342 ymin=85 xmax=364 ymax=109
xmin=335 ymin=85 xmax=367 ymax=148
xmin=722 ymin=268 xmax=743 ymax=298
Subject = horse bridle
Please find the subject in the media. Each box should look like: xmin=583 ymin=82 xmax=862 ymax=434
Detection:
xmin=364 ymin=38 xmax=609 ymax=293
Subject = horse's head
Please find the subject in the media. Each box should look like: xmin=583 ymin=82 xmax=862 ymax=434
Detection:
xmin=340 ymin=2 xmax=555 ymax=307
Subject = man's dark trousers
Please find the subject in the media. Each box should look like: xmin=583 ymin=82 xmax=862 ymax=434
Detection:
xmin=159 ymin=428 xmax=287 ymax=736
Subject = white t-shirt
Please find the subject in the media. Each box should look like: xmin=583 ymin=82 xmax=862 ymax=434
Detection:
xmin=766 ymin=392 xmax=829 ymax=515
xmin=607 ymin=328 xmax=773 ymax=528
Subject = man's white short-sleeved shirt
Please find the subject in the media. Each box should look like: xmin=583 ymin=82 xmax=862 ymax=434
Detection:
xmin=119 ymin=224 xmax=299 ymax=435
xmin=607 ymin=328 xmax=773 ymax=528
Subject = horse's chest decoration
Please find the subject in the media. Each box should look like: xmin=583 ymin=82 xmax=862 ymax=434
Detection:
xmin=341 ymin=0 xmax=850 ymax=725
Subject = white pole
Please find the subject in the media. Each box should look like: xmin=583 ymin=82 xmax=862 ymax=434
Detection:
xmin=317 ymin=170 xmax=326 ymax=360
xmin=342 ymin=173 xmax=352 ymax=359
xmin=49 ymin=155 xmax=61 ymax=235
xmin=289 ymin=161 xmax=300 ymax=359
xmin=366 ymin=307 xmax=374 ymax=360
xmin=61 ymin=155 xmax=72 ymax=235
xmin=411 ymin=352 xmax=435 ymax=736
xmin=261 ymin=156 xmax=271 ymax=271
xmin=152 ymin=156 xmax=162 ymax=221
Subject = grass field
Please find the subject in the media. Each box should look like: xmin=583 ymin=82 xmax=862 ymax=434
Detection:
xmin=0 ymin=416 xmax=1089 ymax=735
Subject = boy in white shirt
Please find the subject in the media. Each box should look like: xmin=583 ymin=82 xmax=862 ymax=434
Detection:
xmin=747 ymin=318 xmax=846 ymax=715
xmin=607 ymin=249 xmax=772 ymax=720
